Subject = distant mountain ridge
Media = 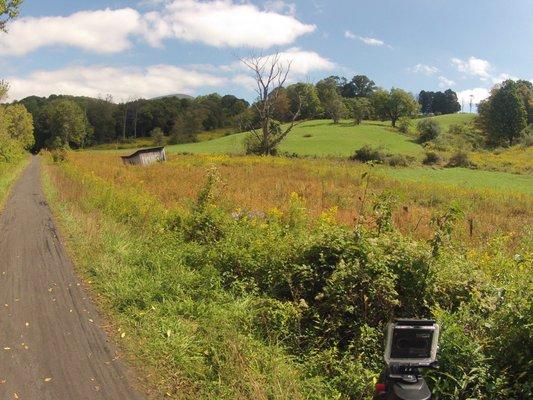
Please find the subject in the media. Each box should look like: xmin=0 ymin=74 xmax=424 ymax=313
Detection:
xmin=151 ymin=93 xmax=194 ymax=100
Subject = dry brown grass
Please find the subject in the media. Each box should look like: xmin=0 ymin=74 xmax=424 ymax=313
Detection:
xmin=66 ymin=152 xmax=532 ymax=249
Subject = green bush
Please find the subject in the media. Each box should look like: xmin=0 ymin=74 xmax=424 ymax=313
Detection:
xmin=418 ymin=119 xmax=442 ymax=143
xmin=447 ymin=151 xmax=472 ymax=168
xmin=350 ymin=145 xmax=386 ymax=163
xmin=151 ymin=127 xmax=165 ymax=146
xmin=386 ymin=154 xmax=414 ymax=167
xmin=397 ymin=116 xmax=412 ymax=134
xmin=423 ymin=151 xmax=441 ymax=165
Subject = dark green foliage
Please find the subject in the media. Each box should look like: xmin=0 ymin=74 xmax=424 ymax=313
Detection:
xmin=341 ymin=75 xmax=377 ymax=98
xmin=371 ymin=88 xmax=419 ymax=127
xmin=478 ymin=80 xmax=528 ymax=146
xmin=397 ymin=116 xmax=412 ymax=133
xmin=418 ymin=90 xmax=461 ymax=115
xmin=417 ymin=118 xmax=442 ymax=142
xmin=151 ymin=127 xmax=165 ymax=146
xmin=423 ymin=151 xmax=441 ymax=165
xmin=350 ymin=146 xmax=414 ymax=167
xmin=36 ymin=99 xmax=90 ymax=149
xmin=350 ymin=145 xmax=386 ymax=163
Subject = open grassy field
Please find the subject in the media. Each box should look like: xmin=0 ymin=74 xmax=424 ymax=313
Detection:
xmin=43 ymin=151 xmax=533 ymax=399
xmin=166 ymin=114 xmax=476 ymax=157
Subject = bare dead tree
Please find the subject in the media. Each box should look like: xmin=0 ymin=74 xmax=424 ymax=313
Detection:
xmin=240 ymin=52 xmax=301 ymax=155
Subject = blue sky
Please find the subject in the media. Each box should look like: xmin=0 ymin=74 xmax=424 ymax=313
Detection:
xmin=1 ymin=0 xmax=532 ymax=108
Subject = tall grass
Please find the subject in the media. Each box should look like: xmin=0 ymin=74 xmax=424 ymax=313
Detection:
xmin=0 ymin=156 xmax=29 ymax=211
xmin=64 ymin=152 xmax=532 ymax=251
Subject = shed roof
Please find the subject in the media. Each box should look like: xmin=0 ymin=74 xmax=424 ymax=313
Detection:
xmin=121 ymin=146 xmax=165 ymax=160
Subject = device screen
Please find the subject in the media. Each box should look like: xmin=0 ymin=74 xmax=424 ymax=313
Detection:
xmin=390 ymin=328 xmax=433 ymax=359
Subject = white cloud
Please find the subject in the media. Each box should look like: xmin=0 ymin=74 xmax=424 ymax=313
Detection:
xmin=456 ymin=88 xmax=491 ymax=107
xmin=0 ymin=1 xmax=316 ymax=57
xmin=491 ymin=73 xmax=519 ymax=84
xmin=0 ymin=8 xmax=142 ymax=56
xmin=275 ymin=47 xmax=336 ymax=75
xmin=358 ymin=36 xmax=386 ymax=46
xmin=451 ymin=56 xmax=492 ymax=80
xmin=264 ymin=0 xmax=296 ymax=16
xmin=409 ymin=64 xmax=439 ymax=76
xmin=6 ymin=65 xmax=227 ymax=101
xmin=438 ymin=76 xmax=455 ymax=88
xmin=345 ymin=31 xmax=389 ymax=47
xmin=344 ymin=30 xmax=357 ymax=39
xmin=238 ymin=47 xmax=335 ymax=83
xmin=142 ymin=0 xmax=316 ymax=48
xmin=6 ymin=46 xmax=334 ymax=100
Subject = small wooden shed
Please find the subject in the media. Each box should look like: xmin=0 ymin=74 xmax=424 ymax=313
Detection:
xmin=121 ymin=147 xmax=167 ymax=166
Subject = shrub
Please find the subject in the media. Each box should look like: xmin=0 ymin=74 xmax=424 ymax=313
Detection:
xmin=423 ymin=151 xmax=441 ymax=165
xmin=151 ymin=127 xmax=165 ymax=146
xmin=386 ymin=154 xmax=413 ymax=167
xmin=417 ymin=119 xmax=442 ymax=142
xmin=447 ymin=151 xmax=471 ymax=168
xmin=51 ymin=148 xmax=68 ymax=163
xmin=397 ymin=117 xmax=412 ymax=134
xmin=350 ymin=145 xmax=386 ymax=163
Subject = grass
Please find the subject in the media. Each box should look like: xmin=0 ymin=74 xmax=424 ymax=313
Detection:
xmin=382 ymin=166 xmax=533 ymax=194
xmin=168 ymin=120 xmax=424 ymax=157
xmin=0 ymin=156 xmax=29 ymax=211
xmin=43 ymin=151 xmax=533 ymax=399
xmin=167 ymin=115 xmax=475 ymax=158
xmin=417 ymin=113 xmax=476 ymax=131
xmin=43 ymin=158 xmax=333 ymax=399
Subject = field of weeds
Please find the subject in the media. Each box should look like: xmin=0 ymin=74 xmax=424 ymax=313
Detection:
xmin=65 ymin=152 xmax=532 ymax=251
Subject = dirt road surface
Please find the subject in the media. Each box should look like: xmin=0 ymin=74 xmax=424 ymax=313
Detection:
xmin=0 ymin=157 xmax=147 ymax=399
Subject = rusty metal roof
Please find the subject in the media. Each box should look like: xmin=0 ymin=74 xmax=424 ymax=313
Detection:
xmin=121 ymin=146 xmax=165 ymax=159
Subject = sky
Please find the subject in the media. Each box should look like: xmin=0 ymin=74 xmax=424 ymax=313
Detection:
xmin=1 ymin=0 xmax=532 ymax=109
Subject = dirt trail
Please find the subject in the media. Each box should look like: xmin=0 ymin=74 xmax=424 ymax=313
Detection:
xmin=0 ymin=157 xmax=146 ymax=399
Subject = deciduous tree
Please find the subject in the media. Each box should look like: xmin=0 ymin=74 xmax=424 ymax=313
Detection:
xmin=478 ymin=80 xmax=527 ymax=146
xmin=240 ymin=52 xmax=301 ymax=155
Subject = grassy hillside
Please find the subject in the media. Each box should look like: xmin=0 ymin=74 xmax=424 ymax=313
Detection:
xmin=167 ymin=114 xmax=475 ymax=157
xmin=383 ymin=166 xmax=533 ymax=193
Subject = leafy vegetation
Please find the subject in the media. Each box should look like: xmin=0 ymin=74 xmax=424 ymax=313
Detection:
xmin=44 ymin=151 xmax=532 ymax=399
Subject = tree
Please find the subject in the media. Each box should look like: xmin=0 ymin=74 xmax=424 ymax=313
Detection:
xmin=317 ymin=77 xmax=345 ymax=123
xmin=417 ymin=119 xmax=441 ymax=143
xmin=151 ymin=127 xmax=165 ymax=146
xmin=0 ymin=0 xmax=22 ymax=31
xmin=515 ymin=80 xmax=533 ymax=124
xmin=344 ymin=97 xmax=372 ymax=125
xmin=240 ymin=52 xmax=301 ymax=155
xmin=342 ymin=75 xmax=377 ymax=98
xmin=271 ymin=87 xmax=292 ymax=122
xmin=286 ymin=83 xmax=322 ymax=120
xmin=478 ymin=80 xmax=527 ymax=146
xmin=372 ymin=89 xmax=419 ymax=127
xmin=0 ymin=79 xmax=8 ymax=101
xmin=37 ymin=99 xmax=89 ymax=148
xmin=3 ymin=104 xmax=34 ymax=149
xmin=418 ymin=90 xmax=460 ymax=115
